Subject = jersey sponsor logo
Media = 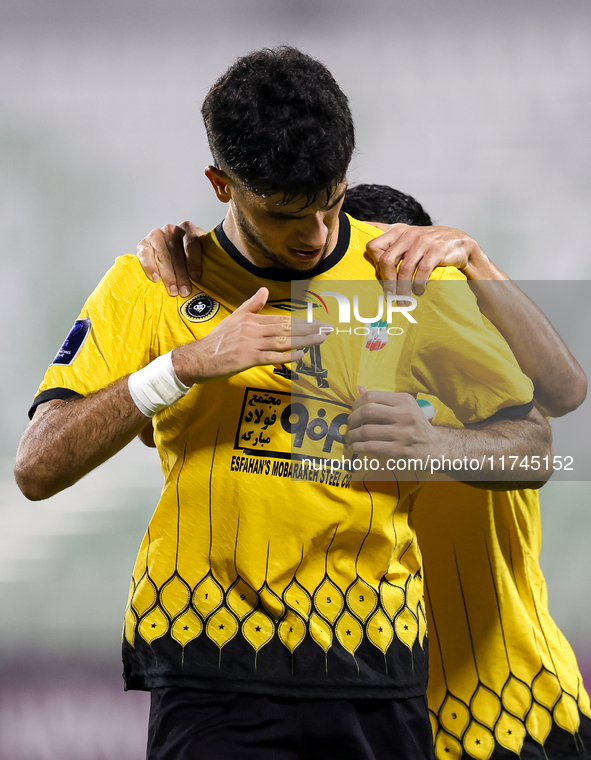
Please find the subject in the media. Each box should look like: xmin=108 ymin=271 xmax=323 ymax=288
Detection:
xmin=235 ymin=388 xmax=349 ymax=462
xmin=180 ymin=292 xmax=220 ymax=323
xmin=52 ymin=318 xmax=91 ymax=365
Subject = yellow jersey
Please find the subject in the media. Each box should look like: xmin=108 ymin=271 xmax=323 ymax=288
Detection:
xmin=409 ymin=396 xmax=591 ymax=759
xmin=413 ymin=482 xmax=591 ymax=760
xmin=32 ymin=214 xmax=534 ymax=699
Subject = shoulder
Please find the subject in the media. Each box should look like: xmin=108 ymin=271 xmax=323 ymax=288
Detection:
xmin=99 ymin=254 xmax=153 ymax=285
xmin=91 ymin=254 xmax=166 ymax=304
xmin=346 ymin=215 xmax=385 ymax=247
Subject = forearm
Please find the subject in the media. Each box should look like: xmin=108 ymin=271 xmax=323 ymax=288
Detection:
xmin=432 ymin=409 xmax=553 ymax=489
xmin=462 ymin=251 xmax=587 ymax=416
xmin=346 ymin=393 xmax=553 ymax=490
xmin=15 ymin=378 xmax=147 ymax=500
xmin=16 ymin=293 xmax=326 ymax=498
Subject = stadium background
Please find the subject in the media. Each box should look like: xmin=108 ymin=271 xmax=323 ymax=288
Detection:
xmin=0 ymin=0 xmax=589 ymax=757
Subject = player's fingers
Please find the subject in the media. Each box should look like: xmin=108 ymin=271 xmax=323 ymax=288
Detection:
xmin=376 ymin=248 xmax=404 ymax=277
xmin=380 ymin=280 xmax=398 ymax=298
xmin=290 ymin=317 xmax=332 ymax=337
xmin=170 ymin=255 xmax=193 ymax=298
xmin=178 ymin=220 xmax=206 ymax=237
xmin=380 ymin=237 xmax=429 ymax=298
xmin=147 ymin=225 xmax=184 ymax=296
xmin=244 ymin=314 xmax=292 ymax=337
xmin=136 ymin=234 xmax=161 ymax=283
xmin=178 ymin=221 xmax=207 ymax=284
xmin=241 ymin=313 xmax=322 ymax=332
xmin=250 ymin=315 xmax=330 ymax=339
xmin=412 ymin=254 xmax=441 ymax=295
xmin=156 ymin=224 xmax=193 ymax=297
xmin=412 ymin=279 xmax=428 ymax=296
xmin=258 ymin=330 xmax=327 ymax=352
xmin=258 ymin=349 xmax=305 ymax=366
xmin=372 ymin=248 xmax=402 ymax=297
xmin=345 ymin=424 xmax=400 ymax=444
xmin=350 ymin=391 xmax=412 ymax=414
xmin=396 ymin=239 xmax=433 ymax=297
xmin=395 ymin=282 xmax=414 ymax=300
xmin=288 ymin=329 xmax=328 ymax=348
xmin=376 ymin=243 xmax=420 ymax=297
xmin=347 ymin=439 xmax=393 ymax=456
xmin=365 ymin=223 xmax=410 ymax=262
xmin=378 ymin=234 xmax=420 ymax=271
xmin=347 ymin=404 xmax=399 ymax=431
xmin=395 ymin=254 xmax=423 ymax=298
xmin=233 ymin=287 xmax=269 ymax=315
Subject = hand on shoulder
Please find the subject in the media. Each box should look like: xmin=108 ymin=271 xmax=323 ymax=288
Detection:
xmin=136 ymin=221 xmax=206 ymax=297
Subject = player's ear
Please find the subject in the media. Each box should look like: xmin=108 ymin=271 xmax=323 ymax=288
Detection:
xmin=205 ymin=166 xmax=232 ymax=203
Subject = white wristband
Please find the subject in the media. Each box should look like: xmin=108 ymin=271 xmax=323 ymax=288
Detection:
xmin=128 ymin=351 xmax=191 ymax=418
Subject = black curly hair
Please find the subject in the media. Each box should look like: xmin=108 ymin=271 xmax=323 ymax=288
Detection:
xmin=343 ymin=184 xmax=433 ymax=226
xmin=201 ymin=46 xmax=355 ymax=207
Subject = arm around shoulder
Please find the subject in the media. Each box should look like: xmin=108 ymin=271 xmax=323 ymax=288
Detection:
xmin=460 ymin=406 xmax=554 ymax=490
xmin=461 ymin=250 xmax=588 ymax=417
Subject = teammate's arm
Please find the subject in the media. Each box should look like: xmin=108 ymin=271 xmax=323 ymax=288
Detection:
xmin=460 ymin=263 xmax=587 ymax=417
xmin=346 ymin=391 xmax=553 ymax=489
xmin=367 ymin=225 xmax=587 ymax=417
xmin=15 ymin=288 xmax=327 ymax=500
xmin=137 ymin=221 xmax=205 ymax=296
xmin=134 ymin=221 xmax=586 ymax=418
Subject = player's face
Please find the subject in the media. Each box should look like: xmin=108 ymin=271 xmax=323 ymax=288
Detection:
xmin=231 ymin=180 xmax=347 ymax=272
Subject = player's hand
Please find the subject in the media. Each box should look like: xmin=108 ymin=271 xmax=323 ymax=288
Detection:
xmin=365 ymin=224 xmax=483 ymax=296
xmin=345 ymin=390 xmax=436 ymax=462
xmin=172 ymin=287 xmax=330 ymax=385
xmin=136 ymin=221 xmax=206 ymax=297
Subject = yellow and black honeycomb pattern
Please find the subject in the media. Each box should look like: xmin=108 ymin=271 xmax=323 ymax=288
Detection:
xmin=124 ymin=558 xmax=426 ymax=669
xmin=430 ymin=669 xmax=590 ymax=759
xmin=413 ymin=483 xmax=591 ymax=760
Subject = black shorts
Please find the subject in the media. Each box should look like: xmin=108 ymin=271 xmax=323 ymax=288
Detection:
xmin=147 ymin=687 xmax=435 ymax=760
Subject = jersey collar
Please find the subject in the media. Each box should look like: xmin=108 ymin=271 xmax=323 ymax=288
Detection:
xmin=215 ymin=212 xmax=351 ymax=282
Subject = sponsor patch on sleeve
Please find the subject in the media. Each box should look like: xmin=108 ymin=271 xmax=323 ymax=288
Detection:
xmin=52 ymin=318 xmax=91 ymax=366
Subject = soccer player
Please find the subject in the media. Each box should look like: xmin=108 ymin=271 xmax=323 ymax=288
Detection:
xmin=346 ymin=185 xmax=591 ymax=759
xmin=15 ymin=49 xmax=552 ymax=760
xmin=361 ymin=190 xmax=591 ymax=760
xmin=139 ymin=182 xmax=590 ymax=760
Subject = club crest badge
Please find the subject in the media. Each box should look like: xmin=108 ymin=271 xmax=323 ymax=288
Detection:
xmin=180 ymin=292 xmax=220 ymax=323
